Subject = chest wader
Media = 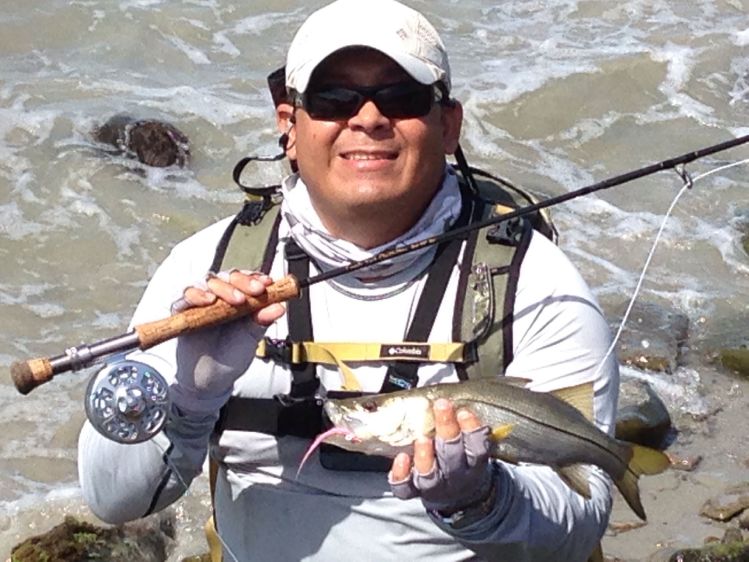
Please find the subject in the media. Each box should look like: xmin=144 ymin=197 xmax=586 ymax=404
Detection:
xmin=203 ymin=168 xmax=555 ymax=562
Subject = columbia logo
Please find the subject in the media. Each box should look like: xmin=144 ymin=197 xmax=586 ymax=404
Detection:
xmin=380 ymin=344 xmax=429 ymax=359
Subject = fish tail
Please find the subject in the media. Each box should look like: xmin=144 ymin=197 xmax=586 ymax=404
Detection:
xmin=614 ymin=444 xmax=670 ymax=520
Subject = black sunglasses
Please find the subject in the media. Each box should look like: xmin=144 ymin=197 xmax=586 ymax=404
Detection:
xmin=292 ymin=81 xmax=448 ymax=121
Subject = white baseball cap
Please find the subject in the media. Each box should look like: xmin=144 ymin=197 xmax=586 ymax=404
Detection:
xmin=285 ymin=0 xmax=451 ymax=94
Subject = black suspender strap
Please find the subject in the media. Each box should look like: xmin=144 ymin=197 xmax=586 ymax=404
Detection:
xmin=500 ymin=218 xmax=533 ymax=369
xmin=379 ymin=188 xmax=474 ymax=392
xmin=282 ymin=240 xmax=319 ymax=400
xmin=216 ymin=238 xmax=323 ymax=439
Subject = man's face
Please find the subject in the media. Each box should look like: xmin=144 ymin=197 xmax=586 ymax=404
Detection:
xmin=281 ymin=48 xmax=462 ymax=247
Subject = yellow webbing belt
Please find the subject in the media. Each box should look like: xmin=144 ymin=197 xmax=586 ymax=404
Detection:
xmin=256 ymin=340 xmax=468 ymax=392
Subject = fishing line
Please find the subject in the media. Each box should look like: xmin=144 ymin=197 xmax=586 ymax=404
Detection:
xmin=593 ymin=157 xmax=749 ymax=381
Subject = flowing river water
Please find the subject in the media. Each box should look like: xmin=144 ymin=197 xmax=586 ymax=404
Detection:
xmin=1 ymin=1 xmax=748 ymax=560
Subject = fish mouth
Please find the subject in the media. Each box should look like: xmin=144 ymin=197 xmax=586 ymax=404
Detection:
xmin=324 ymin=403 xmax=360 ymax=435
xmin=323 ymin=401 xmax=343 ymax=425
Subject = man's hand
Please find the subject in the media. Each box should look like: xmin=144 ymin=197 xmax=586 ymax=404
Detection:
xmin=170 ymin=270 xmax=285 ymax=414
xmin=388 ymin=398 xmax=494 ymax=515
xmin=173 ymin=270 xmax=285 ymax=326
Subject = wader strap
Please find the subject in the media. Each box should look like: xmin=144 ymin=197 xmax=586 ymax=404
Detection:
xmin=284 ymin=240 xmax=323 ymax=397
xmin=499 ymin=218 xmax=533 ymax=367
xmin=379 ymin=185 xmax=475 ymax=392
xmin=453 ymin=177 xmax=528 ymax=380
xmin=452 ymin=192 xmax=486 ymax=381
xmin=210 ymin=215 xmax=241 ymax=274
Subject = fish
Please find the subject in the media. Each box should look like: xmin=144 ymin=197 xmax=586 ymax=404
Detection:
xmin=318 ymin=378 xmax=670 ymax=520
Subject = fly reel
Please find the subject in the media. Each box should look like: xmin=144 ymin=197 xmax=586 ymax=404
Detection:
xmin=85 ymin=358 xmax=170 ymax=444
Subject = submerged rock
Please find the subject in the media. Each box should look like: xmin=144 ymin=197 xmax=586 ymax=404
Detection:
xmin=647 ymin=526 xmax=749 ymax=561
xmin=93 ymin=114 xmax=190 ymax=168
xmin=608 ymin=301 xmax=689 ymax=373
xmin=700 ymin=482 xmax=749 ymax=522
xmin=615 ymin=378 xmax=673 ymax=448
xmin=10 ymin=513 xmax=175 ymax=562
xmin=718 ymin=347 xmax=749 ymax=379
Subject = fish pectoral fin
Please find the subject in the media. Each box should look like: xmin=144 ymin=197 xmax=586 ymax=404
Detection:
xmin=550 ymin=383 xmax=594 ymax=421
xmin=490 ymin=423 xmax=515 ymax=441
xmin=555 ymin=464 xmax=592 ymax=499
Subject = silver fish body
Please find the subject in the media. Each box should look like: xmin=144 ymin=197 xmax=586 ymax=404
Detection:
xmin=323 ymin=378 xmax=669 ymax=520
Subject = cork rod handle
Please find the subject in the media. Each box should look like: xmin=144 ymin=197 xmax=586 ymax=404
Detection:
xmin=10 ymin=275 xmax=300 ymax=395
xmin=135 ymin=274 xmax=300 ymax=348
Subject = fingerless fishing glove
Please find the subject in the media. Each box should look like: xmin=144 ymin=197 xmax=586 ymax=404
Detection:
xmin=389 ymin=425 xmax=495 ymax=523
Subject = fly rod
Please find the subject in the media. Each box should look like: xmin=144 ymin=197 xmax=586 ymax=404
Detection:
xmin=11 ymin=133 xmax=749 ymax=395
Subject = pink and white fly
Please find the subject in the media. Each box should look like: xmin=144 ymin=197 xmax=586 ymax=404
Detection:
xmin=296 ymin=426 xmax=361 ymax=477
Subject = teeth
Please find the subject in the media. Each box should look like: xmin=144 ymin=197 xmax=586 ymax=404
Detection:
xmin=345 ymin=153 xmax=391 ymax=160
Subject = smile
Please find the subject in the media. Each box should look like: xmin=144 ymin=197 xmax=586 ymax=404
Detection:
xmin=341 ymin=151 xmax=397 ymax=161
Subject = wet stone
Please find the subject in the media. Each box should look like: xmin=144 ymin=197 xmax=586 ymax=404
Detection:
xmin=93 ymin=114 xmax=190 ymax=168
xmin=666 ymin=452 xmax=702 ymax=472
xmin=608 ymin=300 xmax=689 ymax=373
xmin=607 ymin=520 xmax=647 ymax=535
xmin=739 ymin=510 xmax=749 ymax=531
xmin=700 ymin=482 xmax=749 ymax=522
xmin=615 ymin=377 xmax=673 ymax=448
xmin=10 ymin=513 xmax=175 ymax=562
xmin=660 ymin=541 xmax=749 ymax=562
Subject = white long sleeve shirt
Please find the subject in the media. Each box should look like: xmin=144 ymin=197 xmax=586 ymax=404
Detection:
xmin=79 ymin=208 xmax=618 ymax=562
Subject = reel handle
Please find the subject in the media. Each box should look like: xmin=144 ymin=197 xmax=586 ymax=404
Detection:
xmin=10 ymin=274 xmax=300 ymax=395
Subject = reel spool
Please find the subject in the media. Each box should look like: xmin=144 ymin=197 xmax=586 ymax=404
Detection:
xmin=85 ymin=359 xmax=170 ymax=444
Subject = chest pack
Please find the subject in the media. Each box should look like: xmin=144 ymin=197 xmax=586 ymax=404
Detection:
xmin=210 ymin=162 xmax=556 ymax=447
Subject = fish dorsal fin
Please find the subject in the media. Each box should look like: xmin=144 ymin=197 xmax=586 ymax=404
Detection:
xmin=550 ymin=382 xmax=594 ymax=421
xmin=556 ymin=464 xmax=592 ymax=499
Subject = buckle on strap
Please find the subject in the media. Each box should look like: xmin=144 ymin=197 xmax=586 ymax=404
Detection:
xmin=256 ymin=337 xmax=304 ymax=365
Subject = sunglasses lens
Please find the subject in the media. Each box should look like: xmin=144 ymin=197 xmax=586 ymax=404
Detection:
xmin=303 ymin=83 xmax=437 ymax=120
xmin=375 ymin=84 xmax=433 ymax=118
xmin=305 ymin=88 xmax=364 ymax=120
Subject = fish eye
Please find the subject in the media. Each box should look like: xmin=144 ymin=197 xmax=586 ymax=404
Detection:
xmin=362 ymin=401 xmax=378 ymax=412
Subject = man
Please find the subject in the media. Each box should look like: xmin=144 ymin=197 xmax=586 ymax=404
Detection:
xmin=78 ymin=1 xmax=618 ymax=560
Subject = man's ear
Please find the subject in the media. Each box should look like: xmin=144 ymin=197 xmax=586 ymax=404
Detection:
xmin=441 ymin=100 xmax=463 ymax=155
xmin=276 ymin=102 xmax=297 ymax=160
